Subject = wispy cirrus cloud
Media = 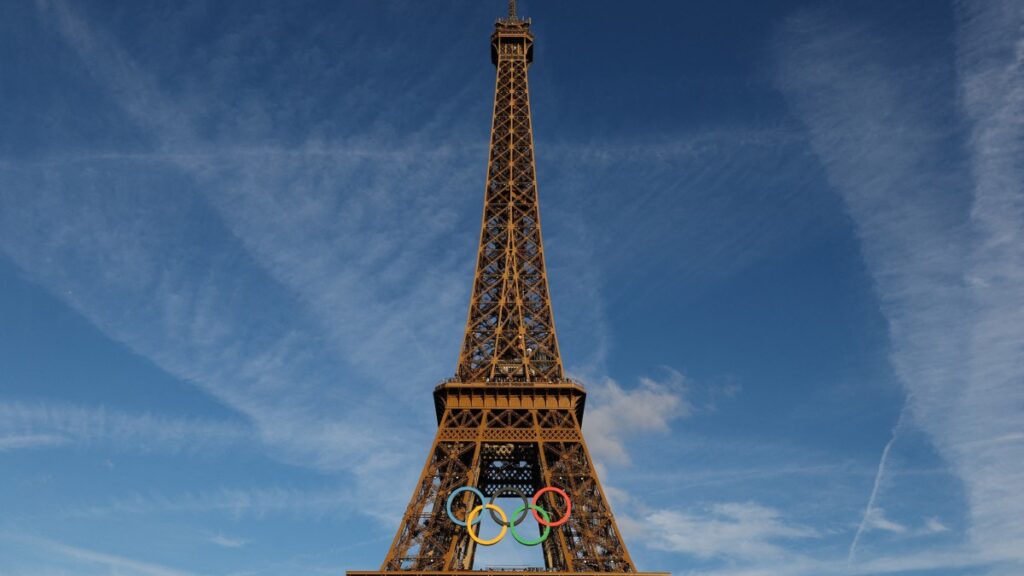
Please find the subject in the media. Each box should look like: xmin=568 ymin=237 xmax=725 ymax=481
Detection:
xmin=63 ymin=484 xmax=354 ymax=520
xmin=631 ymin=502 xmax=984 ymax=576
xmin=0 ymin=401 xmax=250 ymax=454
xmin=953 ymin=0 xmax=1024 ymax=562
xmin=31 ymin=0 xmax=485 ymax=399
xmin=0 ymin=533 xmax=203 ymax=576
xmin=775 ymin=0 xmax=1024 ymax=571
xmin=0 ymin=0 xmax=446 ymax=492
xmin=0 ymin=434 xmax=68 ymax=452
xmin=542 ymin=127 xmax=826 ymax=300
xmin=638 ymin=501 xmax=818 ymax=562
xmin=0 ymin=165 xmax=411 ymax=476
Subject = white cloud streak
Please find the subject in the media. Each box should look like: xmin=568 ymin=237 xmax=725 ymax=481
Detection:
xmin=63 ymin=484 xmax=355 ymax=520
xmin=29 ymin=0 xmax=482 ymax=402
xmin=775 ymin=0 xmax=1024 ymax=569
xmin=1 ymin=533 xmax=204 ymax=576
xmin=0 ymin=434 xmax=68 ymax=452
xmin=628 ymin=501 xmax=818 ymax=563
xmin=953 ymin=0 xmax=1024 ymax=562
xmin=0 ymin=401 xmax=250 ymax=454
xmin=848 ymin=407 xmax=905 ymax=561
xmin=0 ymin=0 xmax=434 ymax=493
xmin=49 ymin=543 xmax=201 ymax=576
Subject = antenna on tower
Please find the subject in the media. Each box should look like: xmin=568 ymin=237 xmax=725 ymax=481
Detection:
xmin=508 ymin=0 xmax=517 ymax=19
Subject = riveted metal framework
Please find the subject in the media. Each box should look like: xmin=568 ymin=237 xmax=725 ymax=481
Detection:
xmin=348 ymin=4 xmax=667 ymax=576
xmin=456 ymin=10 xmax=561 ymax=384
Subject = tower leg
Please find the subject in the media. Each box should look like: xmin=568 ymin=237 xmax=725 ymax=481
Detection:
xmin=381 ymin=409 xmax=483 ymax=571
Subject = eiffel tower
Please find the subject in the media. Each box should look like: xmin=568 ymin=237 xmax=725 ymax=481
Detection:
xmin=348 ymin=3 xmax=667 ymax=576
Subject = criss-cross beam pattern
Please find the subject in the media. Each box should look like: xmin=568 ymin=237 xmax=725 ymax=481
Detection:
xmin=456 ymin=17 xmax=563 ymax=384
xmin=354 ymin=8 xmax=662 ymax=576
xmin=378 ymin=403 xmax=638 ymax=572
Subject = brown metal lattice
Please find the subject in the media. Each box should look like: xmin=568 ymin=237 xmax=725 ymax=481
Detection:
xmin=349 ymin=4 xmax=666 ymax=576
xmin=455 ymin=12 xmax=562 ymax=384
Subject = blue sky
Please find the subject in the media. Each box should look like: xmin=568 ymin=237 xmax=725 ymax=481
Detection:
xmin=1 ymin=0 xmax=1022 ymax=575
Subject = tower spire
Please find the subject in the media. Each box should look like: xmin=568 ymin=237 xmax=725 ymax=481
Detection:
xmin=508 ymin=0 xmax=517 ymax=19
xmin=457 ymin=7 xmax=555 ymax=382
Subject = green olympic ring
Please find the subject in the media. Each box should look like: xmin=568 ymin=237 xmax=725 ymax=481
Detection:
xmin=510 ymin=504 xmax=550 ymax=546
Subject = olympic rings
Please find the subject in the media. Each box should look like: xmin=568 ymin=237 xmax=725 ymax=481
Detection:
xmin=445 ymin=485 xmax=571 ymax=546
xmin=488 ymin=487 xmax=530 ymax=526
xmin=531 ymin=486 xmax=572 ymax=527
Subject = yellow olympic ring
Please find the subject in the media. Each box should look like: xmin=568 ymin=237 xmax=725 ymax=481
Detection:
xmin=465 ymin=504 xmax=509 ymax=546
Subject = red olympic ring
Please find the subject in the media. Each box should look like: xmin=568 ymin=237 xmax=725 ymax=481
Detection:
xmin=531 ymin=486 xmax=571 ymax=527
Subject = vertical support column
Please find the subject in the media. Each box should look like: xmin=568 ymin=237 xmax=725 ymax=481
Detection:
xmin=533 ymin=409 xmax=573 ymax=570
xmin=441 ymin=410 xmax=486 ymax=570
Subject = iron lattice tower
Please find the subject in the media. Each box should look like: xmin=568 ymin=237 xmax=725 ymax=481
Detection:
xmin=349 ymin=4 xmax=667 ymax=576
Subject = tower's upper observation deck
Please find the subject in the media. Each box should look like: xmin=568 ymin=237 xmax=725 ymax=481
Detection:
xmin=491 ymin=5 xmax=533 ymax=64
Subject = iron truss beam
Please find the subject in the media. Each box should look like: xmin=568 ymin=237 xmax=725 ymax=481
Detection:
xmin=347 ymin=5 xmax=666 ymax=575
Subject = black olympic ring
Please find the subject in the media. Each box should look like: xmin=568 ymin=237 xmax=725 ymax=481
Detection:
xmin=487 ymin=487 xmax=531 ymax=526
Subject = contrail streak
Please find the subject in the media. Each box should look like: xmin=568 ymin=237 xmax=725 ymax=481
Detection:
xmin=848 ymin=404 xmax=907 ymax=563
